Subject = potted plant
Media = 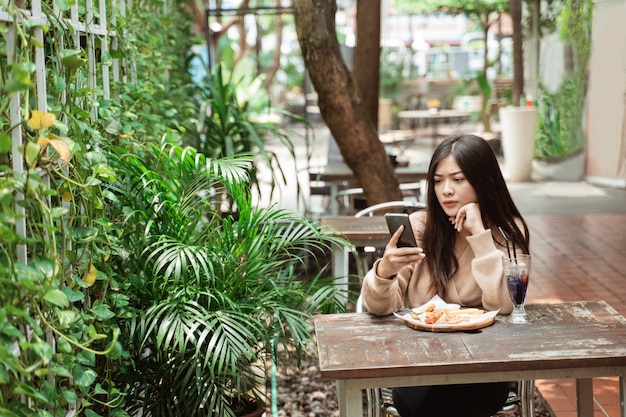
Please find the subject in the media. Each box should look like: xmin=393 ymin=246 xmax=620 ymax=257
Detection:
xmin=449 ymin=72 xmax=491 ymax=130
xmin=532 ymin=76 xmax=586 ymax=181
xmin=499 ymin=104 xmax=538 ymax=182
xmin=532 ymin=0 xmax=591 ymax=181
xmin=494 ymin=0 xmax=537 ymax=182
xmin=193 ymin=61 xmax=304 ymax=209
xmin=106 ymin=140 xmax=347 ymax=417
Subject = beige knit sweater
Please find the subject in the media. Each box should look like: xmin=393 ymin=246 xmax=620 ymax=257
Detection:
xmin=361 ymin=210 xmax=517 ymax=316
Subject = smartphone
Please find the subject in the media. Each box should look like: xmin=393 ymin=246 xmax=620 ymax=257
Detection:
xmin=384 ymin=213 xmax=418 ymax=248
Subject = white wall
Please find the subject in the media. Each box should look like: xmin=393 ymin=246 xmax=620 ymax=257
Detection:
xmin=586 ymin=0 xmax=626 ymax=187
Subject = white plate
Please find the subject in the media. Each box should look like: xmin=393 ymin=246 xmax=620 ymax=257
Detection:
xmin=410 ymin=295 xmax=460 ymax=314
xmin=395 ymin=296 xmax=499 ymax=332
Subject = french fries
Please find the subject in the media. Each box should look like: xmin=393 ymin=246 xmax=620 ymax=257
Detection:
xmin=413 ymin=305 xmax=486 ymax=325
xmin=424 ymin=310 xmax=444 ymax=324
xmin=445 ymin=308 xmax=485 ymax=316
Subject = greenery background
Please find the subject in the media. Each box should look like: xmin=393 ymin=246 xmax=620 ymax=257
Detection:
xmin=1 ymin=1 xmax=347 ymax=416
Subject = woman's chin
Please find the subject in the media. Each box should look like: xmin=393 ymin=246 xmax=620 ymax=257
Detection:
xmin=443 ymin=207 xmax=457 ymax=217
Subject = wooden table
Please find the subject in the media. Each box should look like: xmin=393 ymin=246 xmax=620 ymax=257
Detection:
xmin=314 ymin=301 xmax=626 ymax=417
xmin=378 ymin=130 xmax=418 ymax=159
xmin=397 ymin=109 xmax=471 ymax=146
xmin=309 ymin=163 xmax=428 ymax=215
xmin=319 ymin=216 xmax=390 ymax=301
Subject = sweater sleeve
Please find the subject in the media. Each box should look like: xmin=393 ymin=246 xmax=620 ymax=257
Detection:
xmin=466 ymin=229 xmax=513 ymax=313
xmin=360 ymin=211 xmax=427 ymax=316
xmin=360 ymin=259 xmax=413 ymax=316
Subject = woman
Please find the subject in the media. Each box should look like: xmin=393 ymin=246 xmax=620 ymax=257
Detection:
xmin=361 ymin=134 xmax=530 ymax=417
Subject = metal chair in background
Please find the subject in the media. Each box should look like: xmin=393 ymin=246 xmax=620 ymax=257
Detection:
xmin=354 ymin=200 xmax=425 ymax=218
xmin=351 ymin=201 xmax=426 ymax=278
xmin=337 ymin=181 xmax=427 ymax=216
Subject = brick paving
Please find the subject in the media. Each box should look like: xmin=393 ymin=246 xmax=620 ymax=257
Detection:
xmin=510 ymin=184 xmax=626 ymax=417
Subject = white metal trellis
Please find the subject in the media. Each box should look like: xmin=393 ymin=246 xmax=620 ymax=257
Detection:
xmin=1 ymin=0 xmax=130 ymax=259
xmin=0 ymin=0 xmax=165 ymax=412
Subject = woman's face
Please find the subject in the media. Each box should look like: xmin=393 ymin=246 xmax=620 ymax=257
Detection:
xmin=433 ymin=155 xmax=478 ymax=217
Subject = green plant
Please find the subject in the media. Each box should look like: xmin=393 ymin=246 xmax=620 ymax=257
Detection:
xmin=105 ymin=139 xmax=347 ymax=417
xmin=193 ymin=61 xmax=301 ymax=205
xmin=535 ymin=74 xmax=585 ymax=160
xmin=1 ymin=1 xmax=345 ymax=415
xmin=535 ymin=0 xmax=592 ymax=161
xmin=380 ymin=46 xmax=411 ymax=99
xmin=0 ymin=105 xmax=124 ymax=414
xmin=449 ymin=71 xmax=492 ymax=130
xmin=0 ymin=1 xmax=231 ymax=415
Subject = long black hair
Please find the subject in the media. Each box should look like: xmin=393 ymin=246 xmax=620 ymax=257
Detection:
xmin=422 ymin=134 xmax=530 ymax=295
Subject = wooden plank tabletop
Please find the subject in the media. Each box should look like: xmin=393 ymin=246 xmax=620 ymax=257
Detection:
xmin=314 ymin=301 xmax=626 ymax=381
xmin=397 ymin=109 xmax=472 ymax=120
xmin=320 ymin=216 xmax=390 ymax=247
xmin=309 ymin=162 xmax=428 ymax=183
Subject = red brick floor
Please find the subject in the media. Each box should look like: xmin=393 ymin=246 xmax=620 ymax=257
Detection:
xmin=524 ymin=214 xmax=626 ymax=417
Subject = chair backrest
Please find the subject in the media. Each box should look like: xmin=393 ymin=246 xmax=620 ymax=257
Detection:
xmin=354 ymin=201 xmax=426 ymax=218
xmin=356 ymin=294 xmax=366 ymax=313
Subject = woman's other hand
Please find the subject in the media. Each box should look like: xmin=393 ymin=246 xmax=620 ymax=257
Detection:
xmin=376 ymin=225 xmax=426 ymax=279
xmin=449 ymin=202 xmax=486 ymax=235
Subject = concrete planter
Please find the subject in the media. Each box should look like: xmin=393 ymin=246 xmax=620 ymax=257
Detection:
xmin=532 ymin=151 xmax=585 ymax=181
xmin=499 ymin=107 xmax=538 ymax=182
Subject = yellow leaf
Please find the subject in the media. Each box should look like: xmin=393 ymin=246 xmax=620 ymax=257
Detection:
xmin=83 ymin=263 xmax=97 ymax=287
xmin=37 ymin=136 xmax=50 ymax=146
xmin=27 ymin=110 xmax=57 ymax=130
xmin=63 ymin=191 xmax=72 ymax=202
xmin=36 ymin=136 xmax=71 ymax=164
xmin=48 ymin=139 xmax=71 ymax=164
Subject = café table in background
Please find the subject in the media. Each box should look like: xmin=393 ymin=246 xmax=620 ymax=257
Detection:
xmin=314 ymin=301 xmax=626 ymax=417
xmin=319 ymin=216 xmax=390 ymax=302
xmin=397 ymin=109 xmax=471 ymax=147
xmin=309 ymin=162 xmax=428 ymax=215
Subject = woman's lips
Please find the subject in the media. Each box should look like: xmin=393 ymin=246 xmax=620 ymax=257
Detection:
xmin=443 ymin=200 xmax=457 ymax=208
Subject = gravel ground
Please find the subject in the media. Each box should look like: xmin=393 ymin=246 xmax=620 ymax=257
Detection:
xmin=267 ymin=343 xmax=554 ymax=417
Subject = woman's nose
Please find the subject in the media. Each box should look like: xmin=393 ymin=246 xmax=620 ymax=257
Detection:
xmin=442 ymin=180 xmax=453 ymax=195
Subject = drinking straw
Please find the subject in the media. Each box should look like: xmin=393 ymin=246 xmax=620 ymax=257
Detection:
xmin=511 ymin=232 xmax=518 ymax=259
xmin=497 ymin=226 xmax=512 ymax=258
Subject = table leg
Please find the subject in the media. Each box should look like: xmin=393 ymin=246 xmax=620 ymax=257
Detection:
xmin=330 ymin=182 xmax=340 ymax=215
xmin=431 ymin=119 xmax=439 ymax=149
xmin=331 ymin=242 xmax=349 ymax=303
xmin=576 ymin=378 xmax=593 ymax=417
xmin=619 ymin=376 xmax=626 ymax=417
xmin=337 ymin=380 xmax=364 ymax=417
xmin=519 ymin=380 xmax=535 ymax=417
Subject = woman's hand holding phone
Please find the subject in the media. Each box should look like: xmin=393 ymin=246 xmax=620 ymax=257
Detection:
xmin=377 ymin=222 xmax=426 ymax=279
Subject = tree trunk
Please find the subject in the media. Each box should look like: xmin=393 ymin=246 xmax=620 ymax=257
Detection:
xmin=353 ymin=0 xmax=382 ymax=128
xmin=264 ymin=0 xmax=284 ymax=87
xmin=479 ymin=14 xmax=492 ymax=132
xmin=510 ymin=0 xmax=524 ymax=106
xmin=294 ymin=0 xmax=402 ymax=207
